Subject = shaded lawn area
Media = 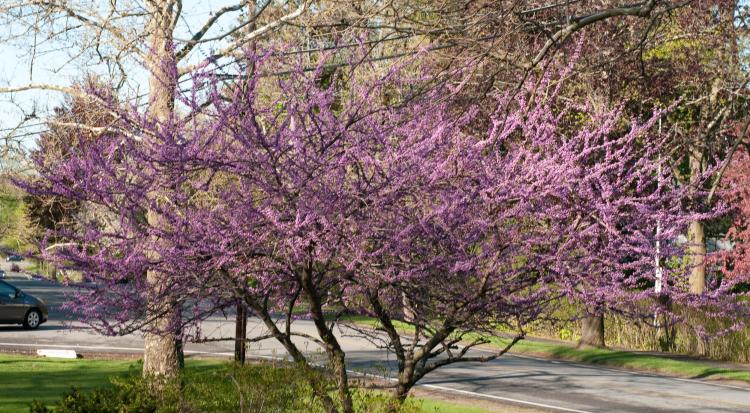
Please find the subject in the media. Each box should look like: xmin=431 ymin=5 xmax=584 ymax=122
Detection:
xmin=345 ymin=315 xmax=750 ymax=384
xmin=0 ymin=354 xmax=496 ymax=413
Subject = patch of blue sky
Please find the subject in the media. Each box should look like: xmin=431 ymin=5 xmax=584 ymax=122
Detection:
xmin=0 ymin=0 xmax=259 ymax=147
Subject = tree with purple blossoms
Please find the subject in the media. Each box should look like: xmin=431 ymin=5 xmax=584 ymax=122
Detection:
xmin=24 ymin=47 xmax=750 ymax=411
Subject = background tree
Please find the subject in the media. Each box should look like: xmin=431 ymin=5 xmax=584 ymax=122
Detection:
xmin=533 ymin=1 xmax=750 ymax=345
xmin=25 ymin=80 xmax=118 ymax=251
xmin=0 ymin=179 xmax=31 ymax=251
xmin=721 ymin=146 xmax=750 ymax=279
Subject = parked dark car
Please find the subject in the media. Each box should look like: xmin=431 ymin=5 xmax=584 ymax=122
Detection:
xmin=0 ymin=270 xmax=5 ymax=278
xmin=0 ymin=280 xmax=48 ymax=329
xmin=6 ymin=254 xmax=23 ymax=262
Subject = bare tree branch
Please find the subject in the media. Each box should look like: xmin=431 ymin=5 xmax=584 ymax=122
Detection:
xmin=178 ymin=0 xmax=313 ymax=75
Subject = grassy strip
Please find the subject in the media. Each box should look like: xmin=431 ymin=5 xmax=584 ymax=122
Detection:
xmin=490 ymin=337 xmax=750 ymax=382
xmin=0 ymin=354 xmax=144 ymax=413
xmin=0 ymin=354 xmax=494 ymax=413
xmin=417 ymin=398 xmax=501 ymax=413
xmin=0 ymin=355 xmax=223 ymax=413
xmin=344 ymin=316 xmax=750 ymax=384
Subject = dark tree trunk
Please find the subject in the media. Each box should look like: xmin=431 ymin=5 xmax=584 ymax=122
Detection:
xmin=234 ymin=302 xmax=247 ymax=364
xmin=579 ymin=314 xmax=605 ymax=348
xmin=300 ymin=266 xmax=353 ymax=413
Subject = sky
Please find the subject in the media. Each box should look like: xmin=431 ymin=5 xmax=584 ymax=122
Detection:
xmin=2 ymin=1 xmax=749 ymax=153
xmin=0 ymin=0 xmax=258 ymax=149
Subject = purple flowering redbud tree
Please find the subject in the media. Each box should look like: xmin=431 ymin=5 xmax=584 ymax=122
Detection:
xmin=24 ymin=47 xmax=750 ymax=411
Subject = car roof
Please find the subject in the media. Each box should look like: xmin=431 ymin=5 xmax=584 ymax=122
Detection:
xmin=0 ymin=279 xmax=16 ymax=289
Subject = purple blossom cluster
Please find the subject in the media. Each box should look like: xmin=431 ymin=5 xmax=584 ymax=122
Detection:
xmin=22 ymin=48 xmax=750 ymax=405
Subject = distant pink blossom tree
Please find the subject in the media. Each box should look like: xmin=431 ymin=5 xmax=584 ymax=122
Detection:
xmin=722 ymin=150 xmax=750 ymax=277
xmin=24 ymin=47 xmax=750 ymax=411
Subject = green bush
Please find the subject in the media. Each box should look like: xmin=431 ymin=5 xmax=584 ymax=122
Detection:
xmin=29 ymin=361 xmax=429 ymax=413
xmin=30 ymin=362 xmax=324 ymax=413
xmin=29 ymin=378 xmax=179 ymax=413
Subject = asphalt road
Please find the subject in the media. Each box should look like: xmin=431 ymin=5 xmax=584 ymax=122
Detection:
xmin=1 ymin=277 xmax=749 ymax=413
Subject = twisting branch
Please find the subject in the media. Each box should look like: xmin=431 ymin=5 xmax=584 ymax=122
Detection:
xmin=175 ymin=0 xmax=252 ymax=60
xmin=193 ymin=331 xmax=325 ymax=348
xmin=178 ymin=0 xmax=313 ymax=75
xmin=415 ymin=334 xmax=525 ymax=381
xmin=2 ymin=0 xmax=148 ymax=60
xmin=529 ymin=0 xmax=661 ymax=70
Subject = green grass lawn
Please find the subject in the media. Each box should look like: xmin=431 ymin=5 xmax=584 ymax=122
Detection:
xmin=493 ymin=337 xmax=750 ymax=382
xmin=345 ymin=316 xmax=750 ymax=384
xmin=0 ymin=354 xmax=494 ymax=413
xmin=417 ymin=399 xmax=497 ymax=413
xmin=0 ymin=355 xmax=224 ymax=413
xmin=0 ymin=354 xmax=142 ymax=413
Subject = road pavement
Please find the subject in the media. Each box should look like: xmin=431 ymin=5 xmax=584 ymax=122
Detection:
xmin=1 ymin=277 xmax=749 ymax=412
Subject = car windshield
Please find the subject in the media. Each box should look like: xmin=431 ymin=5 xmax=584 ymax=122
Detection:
xmin=0 ymin=282 xmax=16 ymax=298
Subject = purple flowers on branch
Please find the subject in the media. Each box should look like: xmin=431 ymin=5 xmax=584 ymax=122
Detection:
xmin=23 ymin=47 xmax=750 ymax=408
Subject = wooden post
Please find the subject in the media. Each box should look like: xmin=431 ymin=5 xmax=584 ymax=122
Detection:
xmin=235 ymin=301 xmax=247 ymax=364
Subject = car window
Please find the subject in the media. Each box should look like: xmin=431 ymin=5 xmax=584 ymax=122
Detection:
xmin=0 ymin=282 xmax=16 ymax=298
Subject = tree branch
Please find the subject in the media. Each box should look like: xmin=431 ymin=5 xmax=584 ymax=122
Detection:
xmin=416 ymin=334 xmax=524 ymax=381
xmin=175 ymin=0 xmax=251 ymax=61
xmin=529 ymin=0 xmax=662 ymax=69
xmin=178 ymin=0 xmax=312 ymax=75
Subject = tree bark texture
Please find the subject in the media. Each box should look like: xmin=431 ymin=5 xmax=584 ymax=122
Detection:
xmin=235 ymin=302 xmax=247 ymax=364
xmin=687 ymin=220 xmax=706 ymax=294
xmin=142 ymin=0 xmax=181 ymax=378
xmin=688 ymin=109 xmax=707 ymax=294
xmin=579 ymin=314 xmax=605 ymax=348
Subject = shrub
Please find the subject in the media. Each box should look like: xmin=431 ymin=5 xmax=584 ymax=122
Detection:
xmin=181 ymin=361 xmax=320 ymax=412
xmin=30 ymin=361 xmax=429 ymax=413
xmin=29 ymin=378 xmax=177 ymax=413
xmin=30 ymin=362 xmax=311 ymax=413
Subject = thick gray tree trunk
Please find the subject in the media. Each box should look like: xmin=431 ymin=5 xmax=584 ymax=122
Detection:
xmin=687 ymin=220 xmax=706 ymax=294
xmin=687 ymin=150 xmax=706 ymax=294
xmin=142 ymin=1 xmax=181 ymax=378
xmin=579 ymin=314 xmax=605 ymax=348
